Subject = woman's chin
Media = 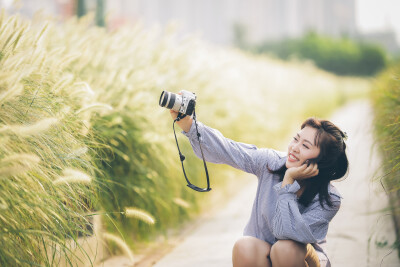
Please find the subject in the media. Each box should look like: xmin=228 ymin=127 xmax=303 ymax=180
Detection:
xmin=286 ymin=160 xmax=301 ymax=168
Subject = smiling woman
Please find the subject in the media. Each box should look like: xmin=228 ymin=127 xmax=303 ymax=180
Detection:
xmin=170 ymin=110 xmax=349 ymax=267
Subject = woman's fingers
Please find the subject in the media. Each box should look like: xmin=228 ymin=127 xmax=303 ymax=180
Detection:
xmin=288 ymin=162 xmax=319 ymax=180
xmin=305 ymin=163 xmax=319 ymax=177
xmin=170 ymin=109 xmax=178 ymax=119
xmin=296 ymin=163 xmax=319 ymax=179
xmin=312 ymin=163 xmax=319 ymax=176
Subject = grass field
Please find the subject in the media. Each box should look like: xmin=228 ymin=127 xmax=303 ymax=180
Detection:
xmin=371 ymin=62 xmax=400 ymax=256
xmin=0 ymin=11 xmax=371 ymax=265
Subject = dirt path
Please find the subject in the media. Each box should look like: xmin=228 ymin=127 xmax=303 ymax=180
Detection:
xmin=102 ymin=100 xmax=400 ymax=267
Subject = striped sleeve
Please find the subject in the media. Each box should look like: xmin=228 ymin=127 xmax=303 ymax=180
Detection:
xmin=182 ymin=121 xmax=276 ymax=177
xmin=271 ymin=181 xmax=341 ymax=244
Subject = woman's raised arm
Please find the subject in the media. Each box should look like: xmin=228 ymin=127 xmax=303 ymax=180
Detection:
xmin=177 ymin=118 xmax=277 ymax=177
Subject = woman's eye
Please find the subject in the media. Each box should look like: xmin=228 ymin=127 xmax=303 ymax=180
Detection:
xmin=293 ymin=137 xmax=298 ymax=142
xmin=303 ymin=144 xmax=309 ymax=149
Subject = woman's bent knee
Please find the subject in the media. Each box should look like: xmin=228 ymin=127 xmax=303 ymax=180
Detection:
xmin=232 ymin=236 xmax=271 ymax=267
xmin=270 ymin=240 xmax=307 ymax=267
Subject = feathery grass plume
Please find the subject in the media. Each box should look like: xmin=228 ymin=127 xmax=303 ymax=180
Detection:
xmin=173 ymin=198 xmax=191 ymax=209
xmin=53 ymin=168 xmax=92 ymax=185
xmin=34 ymin=21 xmax=49 ymax=47
xmin=58 ymin=53 xmax=82 ymax=68
xmin=0 ymin=153 xmax=40 ymax=177
xmin=0 ymin=8 xmax=4 ymax=28
xmin=52 ymin=73 xmax=73 ymax=93
xmin=80 ymin=119 xmax=91 ymax=136
xmin=0 ymin=117 xmax=58 ymax=136
xmin=124 ymin=207 xmax=155 ymax=225
xmin=72 ymin=81 xmax=95 ymax=97
xmin=93 ymin=215 xmax=102 ymax=239
xmin=69 ymin=147 xmax=88 ymax=157
xmin=0 ymin=83 xmax=23 ymax=104
xmin=75 ymin=103 xmax=113 ymax=115
xmin=0 ymin=153 xmax=40 ymax=165
xmin=103 ymin=233 xmax=134 ymax=263
xmin=0 ymin=165 xmax=29 ymax=177
xmin=0 ymin=197 xmax=7 ymax=209
xmin=11 ymin=24 xmax=28 ymax=51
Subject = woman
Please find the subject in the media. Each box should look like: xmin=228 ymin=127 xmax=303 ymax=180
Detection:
xmin=170 ymin=109 xmax=348 ymax=267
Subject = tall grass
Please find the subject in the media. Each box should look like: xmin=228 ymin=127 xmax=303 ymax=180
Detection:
xmin=372 ymin=62 xmax=400 ymax=256
xmin=0 ymin=10 xmax=370 ymax=265
xmin=0 ymin=14 xmax=105 ymax=265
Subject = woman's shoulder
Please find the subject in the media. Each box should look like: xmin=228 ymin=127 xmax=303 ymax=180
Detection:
xmin=307 ymin=183 xmax=342 ymax=209
xmin=328 ymin=183 xmax=342 ymax=200
xmin=260 ymin=149 xmax=287 ymax=170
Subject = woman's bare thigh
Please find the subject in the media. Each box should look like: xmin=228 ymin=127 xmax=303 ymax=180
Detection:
xmin=232 ymin=236 xmax=272 ymax=267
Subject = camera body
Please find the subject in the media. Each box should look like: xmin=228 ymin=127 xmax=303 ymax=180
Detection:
xmin=159 ymin=90 xmax=196 ymax=116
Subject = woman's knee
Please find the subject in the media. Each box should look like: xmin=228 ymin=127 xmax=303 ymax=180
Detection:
xmin=232 ymin=236 xmax=271 ymax=267
xmin=270 ymin=240 xmax=307 ymax=267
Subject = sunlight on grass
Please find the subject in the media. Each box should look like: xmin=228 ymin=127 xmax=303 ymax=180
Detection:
xmin=0 ymin=10 xmax=370 ymax=265
xmin=372 ymin=62 xmax=400 ymax=256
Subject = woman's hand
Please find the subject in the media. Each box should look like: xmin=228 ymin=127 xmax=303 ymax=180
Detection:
xmin=169 ymin=92 xmax=193 ymax=133
xmin=282 ymin=163 xmax=319 ymax=187
xmin=170 ymin=109 xmax=193 ymax=133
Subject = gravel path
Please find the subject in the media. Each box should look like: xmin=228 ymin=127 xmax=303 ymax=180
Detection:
xmin=102 ymin=100 xmax=400 ymax=267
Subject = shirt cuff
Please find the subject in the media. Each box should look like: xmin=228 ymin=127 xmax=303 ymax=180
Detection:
xmin=274 ymin=180 xmax=301 ymax=195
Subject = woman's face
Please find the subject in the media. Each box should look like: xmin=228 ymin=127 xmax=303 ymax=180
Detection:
xmin=286 ymin=126 xmax=321 ymax=168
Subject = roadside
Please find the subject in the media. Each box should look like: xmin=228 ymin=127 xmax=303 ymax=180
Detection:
xmin=325 ymin=100 xmax=399 ymax=266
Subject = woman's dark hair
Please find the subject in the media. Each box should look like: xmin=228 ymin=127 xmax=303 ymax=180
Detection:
xmin=270 ymin=117 xmax=349 ymax=208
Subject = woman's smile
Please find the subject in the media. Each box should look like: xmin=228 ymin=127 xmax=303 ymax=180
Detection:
xmin=288 ymin=153 xmax=299 ymax=162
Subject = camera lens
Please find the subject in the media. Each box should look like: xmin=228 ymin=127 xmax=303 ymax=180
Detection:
xmin=167 ymin=93 xmax=176 ymax=109
xmin=159 ymin=90 xmax=183 ymax=113
xmin=159 ymin=91 xmax=168 ymax=107
xmin=159 ymin=90 xmax=178 ymax=110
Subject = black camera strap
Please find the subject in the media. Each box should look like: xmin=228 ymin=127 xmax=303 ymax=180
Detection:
xmin=172 ymin=109 xmax=211 ymax=192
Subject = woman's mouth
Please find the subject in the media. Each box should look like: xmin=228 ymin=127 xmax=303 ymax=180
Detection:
xmin=288 ymin=153 xmax=299 ymax=162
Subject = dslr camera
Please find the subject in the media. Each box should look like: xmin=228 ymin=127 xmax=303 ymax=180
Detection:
xmin=159 ymin=89 xmax=211 ymax=192
xmin=159 ymin=90 xmax=196 ymax=116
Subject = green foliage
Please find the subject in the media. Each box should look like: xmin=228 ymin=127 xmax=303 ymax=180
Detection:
xmin=0 ymin=13 xmax=104 ymax=265
xmin=95 ymin=0 xmax=105 ymax=27
xmin=255 ymin=32 xmax=387 ymax=76
xmin=372 ymin=63 xmax=400 ymax=190
xmin=372 ymin=62 xmax=400 ymax=256
xmin=76 ymin=0 xmax=86 ymax=18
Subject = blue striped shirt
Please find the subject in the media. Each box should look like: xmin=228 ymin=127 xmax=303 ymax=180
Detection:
xmin=183 ymin=121 xmax=342 ymax=266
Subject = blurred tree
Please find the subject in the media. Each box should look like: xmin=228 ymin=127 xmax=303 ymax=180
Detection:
xmin=233 ymin=23 xmax=247 ymax=50
xmin=96 ymin=0 xmax=106 ymax=27
xmin=76 ymin=0 xmax=86 ymax=18
xmin=358 ymin=44 xmax=387 ymax=76
xmin=253 ymin=32 xmax=387 ymax=76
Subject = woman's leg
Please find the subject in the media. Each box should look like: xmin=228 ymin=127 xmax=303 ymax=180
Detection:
xmin=232 ymin=236 xmax=272 ymax=267
xmin=270 ymin=240 xmax=308 ymax=267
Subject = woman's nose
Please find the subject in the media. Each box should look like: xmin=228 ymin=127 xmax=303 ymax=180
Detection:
xmin=292 ymin=143 xmax=300 ymax=152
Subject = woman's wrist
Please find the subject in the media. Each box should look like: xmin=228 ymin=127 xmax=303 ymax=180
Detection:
xmin=281 ymin=173 xmax=295 ymax=187
xmin=178 ymin=116 xmax=193 ymax=133
xmin=170 ymin=110 xmax=193 ymax=133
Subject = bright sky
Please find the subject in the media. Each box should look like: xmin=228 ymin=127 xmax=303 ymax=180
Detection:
xmin=356 ymin=0 xmax=400 ymax=43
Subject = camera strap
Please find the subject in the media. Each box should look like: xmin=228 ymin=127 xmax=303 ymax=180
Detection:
xmin=173 ymin=109 xmax=211 ymax=192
